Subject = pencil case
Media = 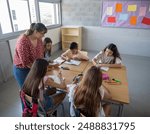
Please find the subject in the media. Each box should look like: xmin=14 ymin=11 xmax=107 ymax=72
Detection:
xmin=102 ymin=73 xmax=109 ymax=80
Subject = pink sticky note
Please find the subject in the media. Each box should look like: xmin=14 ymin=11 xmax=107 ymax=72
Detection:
xmin=139 ymin=7 xmax=146 ymax=16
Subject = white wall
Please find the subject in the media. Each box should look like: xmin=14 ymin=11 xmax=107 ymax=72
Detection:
xmin=83 ymin=26 xmax=150 ymax=57
xmin=9 ymin=28 xmax=61 ymax=59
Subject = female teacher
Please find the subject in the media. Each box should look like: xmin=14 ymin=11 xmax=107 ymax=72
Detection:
xmin=13 ymin=23 xmax=47 ymax=88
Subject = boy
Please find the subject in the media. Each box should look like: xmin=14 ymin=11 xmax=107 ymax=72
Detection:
xmin=61 ymin=42 xmax=89 ymax=61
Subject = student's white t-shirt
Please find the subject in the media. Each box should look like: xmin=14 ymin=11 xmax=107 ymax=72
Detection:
xmin=93 ymin=51 xmax=122 ymax=64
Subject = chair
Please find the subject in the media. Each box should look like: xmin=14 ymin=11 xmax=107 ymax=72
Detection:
xmin=73 ymin=104 xmax=85 ymax=117
xmin=81 ymin=51 xmax=88 ymax=56
xmin=21 ymin=88 xmax=66 ymax=117
xmin=38 ymin=89 xmax=66 ymax=117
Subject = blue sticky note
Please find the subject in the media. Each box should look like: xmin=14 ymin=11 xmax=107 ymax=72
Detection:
xmin=119 ymin=14 xmax=128 ymax=21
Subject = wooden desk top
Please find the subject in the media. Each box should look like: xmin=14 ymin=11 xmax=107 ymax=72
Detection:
xmin=84 ymin=62 xmax=130 ymax=104
xmin=60 ymin=61 xmax=89 ymax=72
xmin=46 ymin=68 xmax=80 ymax=85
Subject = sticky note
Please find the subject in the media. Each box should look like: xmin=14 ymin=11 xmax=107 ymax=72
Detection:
xmin=128 ymin=5 xmax=137 ymax=12
xmin=107 ymin=17 xmax=116 ymax=23
xmin=130 ymin=16 xmax=137 ymax=25
xmin=142 ymin=17 xmax=150 ymax=25
xmin=116 ymin=3 xmax=122 ymax=12
xmin=119 ymin=14 xmax=128 ymax=21
xmin=139 ymin=7 xmax=146 ymax=16
xmin=106 ymin=7 xmax=113 ymax=15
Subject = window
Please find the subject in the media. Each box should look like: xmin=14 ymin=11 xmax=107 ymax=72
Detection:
xmin=8 ymin=0 xmax=31 ymax=32
xmin=0 ymin=0 xmax=61 ymax=39
xmin=0 ymin=0 xmax=12 ymax=34
xmin=39 ymin=1 xmax=60 ymax=26
xmin=29 ymin=0 xmax=36 ymax=23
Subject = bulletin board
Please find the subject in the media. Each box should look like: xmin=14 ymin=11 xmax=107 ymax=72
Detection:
xmin=101 ymin=1 xmax=150 ymax=29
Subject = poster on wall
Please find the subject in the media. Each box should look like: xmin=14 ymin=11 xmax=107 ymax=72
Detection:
xmin=101 ymin=1 xmax=150 ymax=29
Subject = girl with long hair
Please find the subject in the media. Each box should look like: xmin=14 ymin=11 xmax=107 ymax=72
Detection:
xmin=92 ymin=43 xmax=122 ymax=68
xmin=22 ymin=59 xmax=67 ymax=112
xmin=69 ymin=66 xmax=111 ymax=117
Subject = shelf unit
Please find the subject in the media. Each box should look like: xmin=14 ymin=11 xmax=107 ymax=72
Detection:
xmin=61 ymin=26 xmax=82 ymax=51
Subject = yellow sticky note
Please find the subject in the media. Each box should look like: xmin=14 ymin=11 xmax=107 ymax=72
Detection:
xmin=128 ymin=5 xmax=137 ymax=12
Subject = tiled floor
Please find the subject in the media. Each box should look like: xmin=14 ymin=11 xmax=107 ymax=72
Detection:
xmin=0 ymin=50 xmax=150 ymax=117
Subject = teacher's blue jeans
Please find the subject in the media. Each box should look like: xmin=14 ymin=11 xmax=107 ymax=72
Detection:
xmin=13 ymin=65 xmax=30 ymax=89
xmin=13 ymin=65 xmax=30 ymax=110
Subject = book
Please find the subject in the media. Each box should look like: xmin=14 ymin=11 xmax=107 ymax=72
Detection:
xmin=64 ymin=60 xmax=81 ymax=66
xmin=53 ymin=57 xmax=65 ymax=64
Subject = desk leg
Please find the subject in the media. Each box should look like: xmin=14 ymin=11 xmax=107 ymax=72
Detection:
xmin=117 ymin=104 xmax=124 ymax=116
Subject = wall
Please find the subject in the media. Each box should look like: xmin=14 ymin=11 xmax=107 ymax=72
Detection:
xmin=62 ymin=0 xmax=150 ymax=57
xmin=0 ymin=41 xmax=13 ymax=83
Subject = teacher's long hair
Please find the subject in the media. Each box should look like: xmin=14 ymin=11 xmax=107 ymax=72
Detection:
xmin=74 ymin=66 xmax=102 ymax=116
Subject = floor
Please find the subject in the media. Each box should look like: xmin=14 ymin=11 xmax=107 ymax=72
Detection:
xmin=0 ymin=50 xmax=150 ymax=117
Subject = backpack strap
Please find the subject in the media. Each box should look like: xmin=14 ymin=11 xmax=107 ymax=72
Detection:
xmin=20 ymin=90 xmax=38 ymax=117
xmin=20 ymin=90 xmax=28 ymax=109
xmin=32 ymin=103 xmax=38 ymax=117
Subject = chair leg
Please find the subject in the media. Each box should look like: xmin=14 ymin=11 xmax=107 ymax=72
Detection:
xmin=61 ymin=103 xmax=65 ymax=117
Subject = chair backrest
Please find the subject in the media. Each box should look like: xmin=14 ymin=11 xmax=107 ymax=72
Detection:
xmin=81 ymin=51 xmax=88 ymax=56
xmin=20 ymin=87 xmax=67 ymax=117
xmin=73 ymin=104 xmax=85 ymax=117
xmin=38 ymin=87 xmax=67 ymax=117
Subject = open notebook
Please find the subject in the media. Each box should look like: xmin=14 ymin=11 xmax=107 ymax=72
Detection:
xmin=100 ymin=67 xmax=109 ymax=71
xmin=48 ymin=75 xmax=67 ymax=93
xmin=64 ymin=60 xmax=81 ymax=66
xmin=53 ymin=57 xmax=65 ymax=64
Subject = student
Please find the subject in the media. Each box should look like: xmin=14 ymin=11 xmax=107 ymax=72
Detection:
xmin=44 ymin=37 xmax=52 ymax=62
xmin=92 ymin=43 xmax=122 ymax=67
xmin=61 ymin=42 xmax=89 ymax=61
xmin=22 ymin=59 xmax=67 ymax=112
xmin=69 ymin=66 xmax=111 ymax=117
xmin=13 ymin=23 xmax=47 ymax=88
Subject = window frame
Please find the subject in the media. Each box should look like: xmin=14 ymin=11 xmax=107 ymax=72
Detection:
xmin=0 ymin=0 xmax=62 ymax=41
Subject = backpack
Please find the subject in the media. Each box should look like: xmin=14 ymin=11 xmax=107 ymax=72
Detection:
xmin=20 ymin=91 xmax=38 ymax=117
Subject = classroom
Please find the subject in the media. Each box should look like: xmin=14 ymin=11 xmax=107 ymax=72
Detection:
xmin=0 ymin=0 xmax=150 ymax=117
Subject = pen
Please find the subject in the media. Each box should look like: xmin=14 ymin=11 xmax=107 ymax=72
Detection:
xmin=61 ymin=66 xmax=70 ymax=70
xmin=112 ymin=78 xmax=121 ymax=83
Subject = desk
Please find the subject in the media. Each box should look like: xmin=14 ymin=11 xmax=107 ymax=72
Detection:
xmin=48 ymin=61 xmax=129 ymax=116
xmin=84 ymin=62 xmax=129 ymax=116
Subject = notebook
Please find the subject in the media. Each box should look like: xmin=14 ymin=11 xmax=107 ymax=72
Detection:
xmin=101 ymin=67 xmax=109 ymax=71
xmin=53 ymin=57 xmax=65 ymax=64
xmin=64 ymin=60 xmax=81 ymax=66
